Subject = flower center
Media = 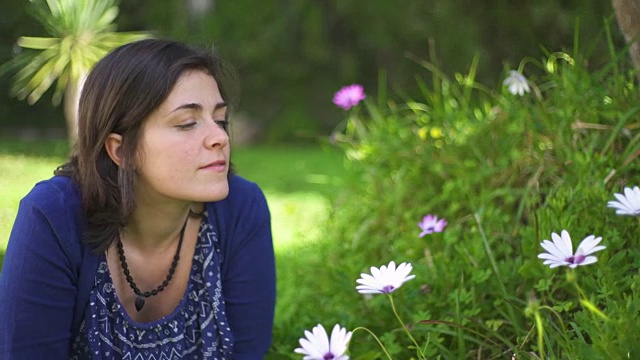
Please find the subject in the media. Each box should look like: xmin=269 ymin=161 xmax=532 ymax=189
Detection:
xmin=381 ymin=285 xmax=395 ymax=293
xmin=565 ymin=254 xmax=586 ymax=264
xmin=324 ymin=353 xmax=335 ymax=360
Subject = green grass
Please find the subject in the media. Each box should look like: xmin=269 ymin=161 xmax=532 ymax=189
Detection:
xmin=0 ymin=138 xmax=346 ymax=273
xmin=0 ymin=140 xmax=68 ymax=257
xmin=231 ymin=145 xmax=346 ymax=250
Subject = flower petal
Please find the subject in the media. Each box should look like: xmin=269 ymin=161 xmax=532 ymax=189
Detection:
xmin=608 ymin=187 xmax=640 ymax=216
xmin=580 ymin=256 xmax=598 ymax=266
xmin=329 ymin=324 xmax=352 ymax=358
xmin=540 ymin=239 xmax=566 ymax=259
xmin=575 ymin=235 xmax=605 ymax=255
xmin=557 ymin=231 xmax=574 ymax=258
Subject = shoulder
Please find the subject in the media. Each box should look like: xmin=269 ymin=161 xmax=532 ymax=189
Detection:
xmin=205 ymin=175 xmax=270 ymax=229
xmin=22 ymin=175 xmax=81 ymax=211
xmin=17 ymin=175 xmax=84 ymax=253
xmin=210 ymin=175 xmax=269 ymax=213
xmin=227 ymin=175 xmax=267 ymax=205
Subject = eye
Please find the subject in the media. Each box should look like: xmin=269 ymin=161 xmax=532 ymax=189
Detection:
xmin=215 ymin=119 xmax=229 ymax=131
xmin=175 ymin=121 xmax=197 ymax=130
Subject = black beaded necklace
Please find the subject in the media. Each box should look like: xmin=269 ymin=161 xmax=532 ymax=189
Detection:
xmin=117 ymin=215 xmax=189 ymax=312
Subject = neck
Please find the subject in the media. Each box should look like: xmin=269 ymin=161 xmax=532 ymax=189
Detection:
xmin=124 ymin=202 xmax=194 ymax=250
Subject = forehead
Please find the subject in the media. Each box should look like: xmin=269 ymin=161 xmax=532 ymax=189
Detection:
xmin=161 ymin=70 xmax=224 ymax=109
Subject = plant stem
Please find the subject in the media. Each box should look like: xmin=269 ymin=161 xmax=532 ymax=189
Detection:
xmin=567 ymin=269 xmax=609 ymax=321
xmin=352 ymin=327 xmax=394 ymax=360
xmin=534 ymin=310 xmax=545 ymax=360
xmin=388 ymin=295 xmax=427 ymax=359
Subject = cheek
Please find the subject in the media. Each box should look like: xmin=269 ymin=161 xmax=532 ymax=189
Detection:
xmin=159 ymin=149 xmax=194 ymax=176
xmin=179 ymin=148 xmax=198 ymax=168
xmin=167 ymin=147 xmax=202 ymax=179
xmin=141 ymin=145 xmax=193 ymax=178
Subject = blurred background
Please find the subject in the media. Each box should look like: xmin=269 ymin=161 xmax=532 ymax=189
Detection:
xmin=0 ymin=0 xmax=621 ymax=144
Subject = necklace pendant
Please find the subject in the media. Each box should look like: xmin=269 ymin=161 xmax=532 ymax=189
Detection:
xmin=135 ymin=295 xmax=146 ymax=312
xmin=119 ymin=215 xmax=188 ymax=314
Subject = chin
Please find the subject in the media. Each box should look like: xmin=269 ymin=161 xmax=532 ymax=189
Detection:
xmin=200 ymin=186 xmax=230 ymax=202
xmin=211 ymin=192 xmax=230 ymax=202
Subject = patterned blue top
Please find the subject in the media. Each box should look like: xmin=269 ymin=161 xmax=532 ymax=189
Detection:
xmin=70 ymin=214 xmax=233 ymax=359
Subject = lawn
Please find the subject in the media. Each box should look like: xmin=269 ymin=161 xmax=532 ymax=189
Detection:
xmin=0 ymin=137 xmax=346 ymax=271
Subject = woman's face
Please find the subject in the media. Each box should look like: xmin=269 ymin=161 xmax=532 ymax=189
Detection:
xmin=134 ymin=69 xmax=231 ymax=206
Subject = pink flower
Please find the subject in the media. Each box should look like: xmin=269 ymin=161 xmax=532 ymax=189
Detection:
xmin=333 ymin=84 xmax=366 ymax=110
xmin=418 ymin=214 xmax=447 ymax=237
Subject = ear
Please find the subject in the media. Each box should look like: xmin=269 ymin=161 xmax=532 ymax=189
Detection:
xmin=105 ymin=133 xmax=123 ymax=167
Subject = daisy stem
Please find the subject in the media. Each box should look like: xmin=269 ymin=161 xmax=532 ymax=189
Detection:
xmin=579 ymin=298 xmax=609 ymax=321
xmin=388 ymin=295 xmax=427 ymax=360
xmin=526 ymin=292 xmax=545 ymax=359
xmin=534 ymin=309 xmax=545 ymax=360
xmin=351 ymin=327 xmax=394 ymax=360
xmin=567 ymin=269 xmax=609 ymax=321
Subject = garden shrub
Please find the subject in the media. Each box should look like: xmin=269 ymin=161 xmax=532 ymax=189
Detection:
xmin=271 ymin=21 xmax=640 ymax=360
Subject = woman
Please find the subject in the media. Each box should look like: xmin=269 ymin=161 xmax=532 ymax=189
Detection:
xmin=0 ymin=38 xmax=276 ymax=359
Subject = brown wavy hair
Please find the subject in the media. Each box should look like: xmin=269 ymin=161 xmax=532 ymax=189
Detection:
xmin=56 ymin=38 xmax=237 ymax=253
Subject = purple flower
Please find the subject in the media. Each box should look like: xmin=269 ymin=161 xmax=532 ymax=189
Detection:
xmin=418 ymin=214 xmax=447 ymax=237
xmin=333 ymin=84 xmax=366 ymax=110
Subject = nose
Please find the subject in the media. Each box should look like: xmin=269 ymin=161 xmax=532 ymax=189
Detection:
xmin=204 ymin=121 xmax=229 ymax=149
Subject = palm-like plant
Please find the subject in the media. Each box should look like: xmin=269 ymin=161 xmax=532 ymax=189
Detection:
xmin=1 ymin=0 xmax=148 ymax=144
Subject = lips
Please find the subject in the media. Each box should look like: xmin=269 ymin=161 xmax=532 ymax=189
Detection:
xmin=199 ymin=160 xmax=227 ymax=170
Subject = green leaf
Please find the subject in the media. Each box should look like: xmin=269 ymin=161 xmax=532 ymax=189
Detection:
xmin=17 ymin=36 xmax=60 ymax=50
xmin=5 ymin=0 xmax=150 ymax=108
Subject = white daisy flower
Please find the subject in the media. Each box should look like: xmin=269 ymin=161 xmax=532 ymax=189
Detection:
xmin=503 ymin=70 xmax=531 ymax=96
xmin=607 ymin=186 xmax=640 ymax=216
xmin=538 ymin=230 xmax=605 ymax=269
xmin=355 ymin=261 xmax=416 ymax=294
xmin=294 ymin=324 xmax=352 ymax=360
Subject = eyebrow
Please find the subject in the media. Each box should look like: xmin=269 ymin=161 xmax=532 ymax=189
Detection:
xmin=166 ymin=101 xmax=228 ymax=116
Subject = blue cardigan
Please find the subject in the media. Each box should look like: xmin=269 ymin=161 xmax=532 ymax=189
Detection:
xmin=0 ymin=175 xmax=276 ymax=359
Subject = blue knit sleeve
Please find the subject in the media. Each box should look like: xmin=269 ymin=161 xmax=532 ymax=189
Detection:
xmin=0 ymin=179 xmax=79 ymax=359
xmin=211 ymin=176 xmax=276 ymax=360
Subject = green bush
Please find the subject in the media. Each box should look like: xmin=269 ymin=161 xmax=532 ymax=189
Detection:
xmin=271 ymin=21 xmax=640 ymax=359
